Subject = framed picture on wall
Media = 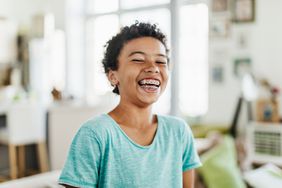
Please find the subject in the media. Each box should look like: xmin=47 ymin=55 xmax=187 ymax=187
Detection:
xmin=233 ymin=58 xmax=252 ymax=78
xmin=212 ymin=0 xmax=229 ymax=12
xmin=232 ymin=0 xmax=255 ymax=22
xmin=211 ymin=65 xmax=224 ymax=83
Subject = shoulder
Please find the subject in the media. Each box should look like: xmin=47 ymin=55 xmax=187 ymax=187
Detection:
xmin=77 ymin=114 xmax=114 ymax=142
xmin=158 ymin=114 xmax=190 ymax=136
xmin=158 ymin=114 xmax=188 ymax=129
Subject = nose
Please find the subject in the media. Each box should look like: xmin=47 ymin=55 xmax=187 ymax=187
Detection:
xmin=144 ymin=61 xmax=160 ymax=73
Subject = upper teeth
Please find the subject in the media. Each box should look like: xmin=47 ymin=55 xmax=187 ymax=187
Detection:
xmin=140 ymin=79 xmax=160 ymax=86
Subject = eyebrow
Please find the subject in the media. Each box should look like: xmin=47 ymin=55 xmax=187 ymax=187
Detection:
xmin=128 ymin=51 xmax=167 ymax=58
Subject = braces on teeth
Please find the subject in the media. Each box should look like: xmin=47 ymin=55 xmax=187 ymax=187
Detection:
xmin=140 ymin=79 xmax=160 ymax=85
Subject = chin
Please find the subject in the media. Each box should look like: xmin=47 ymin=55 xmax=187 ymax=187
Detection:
xmin=138 ymin=96 xmax=160 ymax=106
xmin=135 ymin=86 xmax=164 ymax=106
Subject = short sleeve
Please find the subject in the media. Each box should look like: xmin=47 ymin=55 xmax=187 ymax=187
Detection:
xmin=182 ymin=122 xmax=202 ymax=172
xmin=59 ymin=126 xmax=101 ymax=188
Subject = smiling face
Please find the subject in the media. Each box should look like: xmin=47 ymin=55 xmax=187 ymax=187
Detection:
xmin=108 ymin=37 xmax=169 ymax=107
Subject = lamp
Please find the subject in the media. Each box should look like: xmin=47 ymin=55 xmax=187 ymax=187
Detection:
xmin=229 ymin=73 xmax=258 ymax=138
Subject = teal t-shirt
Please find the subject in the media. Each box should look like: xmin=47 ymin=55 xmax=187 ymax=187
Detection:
xmin=59 ymin=114 xmax=201 ymax=188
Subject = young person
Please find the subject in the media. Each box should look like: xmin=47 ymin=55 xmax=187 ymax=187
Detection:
xmin=59 ymin=22 xmax=201 ymax=188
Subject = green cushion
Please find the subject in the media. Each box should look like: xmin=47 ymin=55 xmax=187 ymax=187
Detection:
xmin=198 ymin=136 xmax=246 ymax=188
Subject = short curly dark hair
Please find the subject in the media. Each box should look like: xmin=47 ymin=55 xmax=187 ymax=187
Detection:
xmin=102 ymin=21 xmax=169 ymax=95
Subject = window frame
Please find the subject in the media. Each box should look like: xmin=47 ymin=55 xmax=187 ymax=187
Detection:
xmin=78 ymin=0 xmax=209 ymax=116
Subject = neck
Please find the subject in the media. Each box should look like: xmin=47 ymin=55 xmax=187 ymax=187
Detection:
xmin=108 ymin=101 xmax=156 ymax=129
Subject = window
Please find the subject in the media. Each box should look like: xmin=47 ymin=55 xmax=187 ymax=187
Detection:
xmin=86 ymin=15 xmax=119 ymax=99
xmin=68 ymin=0 xmax=209 ymax=116
xmin=179 ymin=3 xmax=209 ymax=116
xmin=86 ymin=0 xmax=118 ymax=14
xmin=121 ymin=0 xmax=169 ymax=9
xmin=85 ymin=1 xmax=172 ymax=114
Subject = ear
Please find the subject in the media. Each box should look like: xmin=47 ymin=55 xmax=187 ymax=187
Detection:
xmin=107 ymin=70 xmax=119 ymax=86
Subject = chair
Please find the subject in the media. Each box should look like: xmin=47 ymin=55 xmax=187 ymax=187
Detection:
xmin=0 ymin=102 xmax=49 ymax=180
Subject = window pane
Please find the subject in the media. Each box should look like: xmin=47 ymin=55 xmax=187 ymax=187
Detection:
xmin=121 ymin=0 xmax=169 ymax=9
xmin=86 ymin=15 xmax=119 ymax=103
xmin=121 ymin=9 xmax=171 ymax=114
xmin=179 ymin=4 xmax=209 ymax=116
xmin=66 ymin=0 xmax=85 ymax=98
xmin=86 ymin=0 xmax=118 ymax=14
xmin=49 ymin=30 xmax=66 ymax=91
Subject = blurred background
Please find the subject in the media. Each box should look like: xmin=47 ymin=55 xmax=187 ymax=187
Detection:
xmin=0 ymin=0 xmax=282 ymax=187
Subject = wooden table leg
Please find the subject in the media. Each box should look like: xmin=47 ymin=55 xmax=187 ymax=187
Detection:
xmin=18 ymin=145 xmax=25 ymax=177
xmin=8 ymin=144 xmax=17 ymax=179
xmin=36 ymin=142 xmax=49 ymax=172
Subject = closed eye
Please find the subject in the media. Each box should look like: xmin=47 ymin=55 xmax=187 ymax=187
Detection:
xmin=132 ymin=59 xmax=145 ymax=63
xmin=156 ymin=61 xmax=167 ymax=65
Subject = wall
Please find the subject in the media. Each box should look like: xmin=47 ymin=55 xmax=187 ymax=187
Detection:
xmin=202 ymin=0 xmax=282 ymax=125
xmin=0 ymin=0 xmax=66 ymax=30
xmin=250 ymin=0 xmax=282 ymax=86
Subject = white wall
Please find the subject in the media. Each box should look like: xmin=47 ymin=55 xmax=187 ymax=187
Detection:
xmin=0 ymin=0 xmax=66 ymax=29
xmin=250 ymin=0 xmax=282 ymax=86
xmin=203 ymin=0 xmax=282 ymax=125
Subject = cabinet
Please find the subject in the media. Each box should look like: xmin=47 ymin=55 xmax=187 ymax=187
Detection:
xmin=48 ymin=104 xmax=112 ymax=170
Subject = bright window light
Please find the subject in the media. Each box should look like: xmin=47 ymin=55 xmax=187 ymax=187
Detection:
xmin=86 ymin=0 xmax=118 ymax=14
xmin=179 ymin=4 xmax=209 ymax=116
xmin=121 ymin=0 xmax=169 ymax=9
xmin=86 ymin=15 xmax=119 ymax=102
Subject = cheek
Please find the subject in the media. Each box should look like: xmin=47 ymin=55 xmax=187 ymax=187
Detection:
xmin=162 ymin=69 xmax=169 ymax=82
xmin=161 ymin=70 xmax=169 ymax=89
xmin=119 ymin=71 xmax=138 ymax=87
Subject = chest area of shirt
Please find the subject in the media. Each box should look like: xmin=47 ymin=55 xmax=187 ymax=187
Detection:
xmin=106 ymin=125 xmax=182 ymax=159
xmin=118 ymin=123 xmax=158 ymax=146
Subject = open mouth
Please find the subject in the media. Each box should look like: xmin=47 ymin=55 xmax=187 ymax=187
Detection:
xmin=138 ymin=78 xmax=161 ymax=92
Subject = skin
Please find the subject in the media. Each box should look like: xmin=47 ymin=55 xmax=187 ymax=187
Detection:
xmin=64 ymin=37 xmax=194 ymax=188
xmin=183 ymin=169 xmax=195 ymax=188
